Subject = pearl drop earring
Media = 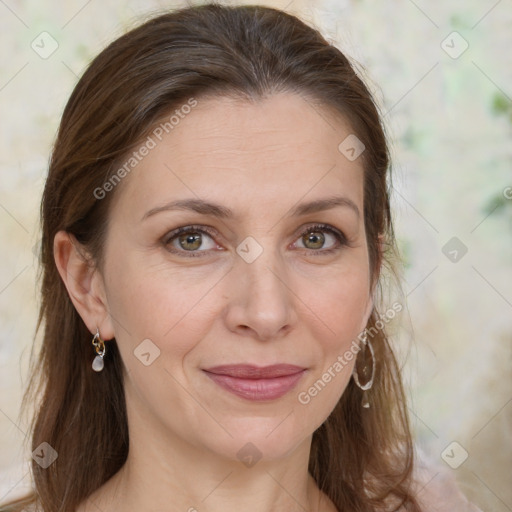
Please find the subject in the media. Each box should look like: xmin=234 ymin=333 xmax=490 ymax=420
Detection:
xmin=91 ymin=328 xmax=106 ymax=372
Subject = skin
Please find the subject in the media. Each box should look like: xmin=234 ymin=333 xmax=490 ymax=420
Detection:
xmin=55 ymin=92 xmax=377 ymax=512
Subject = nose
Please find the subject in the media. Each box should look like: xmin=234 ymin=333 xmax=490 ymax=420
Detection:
xmin=223 ymin=243 xmax=297 ymax=342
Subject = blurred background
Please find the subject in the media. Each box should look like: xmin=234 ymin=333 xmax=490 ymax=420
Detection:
xmin=0 ymin=0 xmax=510 ymax=510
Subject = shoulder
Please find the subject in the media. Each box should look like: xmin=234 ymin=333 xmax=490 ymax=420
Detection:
xmin=408 ymin=447 xmax=483 ymax=512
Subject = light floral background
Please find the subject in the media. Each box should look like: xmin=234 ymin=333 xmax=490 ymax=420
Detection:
xmin=0 ymin=0 xmax=510 ymax=510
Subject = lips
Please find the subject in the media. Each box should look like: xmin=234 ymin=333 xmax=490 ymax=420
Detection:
xmin=202 ymin=364 xmax=306 ymax=401
xmin=204 ymin=364 xmax=305 ymax=378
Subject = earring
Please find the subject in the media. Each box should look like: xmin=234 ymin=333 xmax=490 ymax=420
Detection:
xmin=91 ymin=328 xmax=106 ymax=372
xmin=353 ymin=330 xmax=375 ymax=408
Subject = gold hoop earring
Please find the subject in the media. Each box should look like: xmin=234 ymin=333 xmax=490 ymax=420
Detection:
xmin=352 ymin=330 xmax=375 ymax=408
xmin=91 ymin=328 xmax=106 ymax=372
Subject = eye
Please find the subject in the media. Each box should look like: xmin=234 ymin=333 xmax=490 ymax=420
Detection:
xmin=162 ymin=223 xmax=348 ymax=258
xmin=163 ymin=225 xmax=219 ymax=257
xmin=293 ymin=223 xmax=347 ymax=255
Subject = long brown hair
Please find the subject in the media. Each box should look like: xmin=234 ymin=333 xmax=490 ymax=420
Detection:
xmin=1 ymin=3 xmax=420 ymax=511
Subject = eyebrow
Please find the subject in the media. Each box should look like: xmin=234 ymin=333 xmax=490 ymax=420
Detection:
xmin=141 ymin=195 xmax=360 ymax=221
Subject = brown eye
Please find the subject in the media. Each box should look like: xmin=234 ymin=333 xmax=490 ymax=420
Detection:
xmin=164 ymin=226 xmax=218 ymax=257
xmin=295 ymin=224 xmax=347 ymax=255
xmin=177 ymin=232 xmax=203 ymax=251
xmin=302 ymin=230 xmax=325 ymax=250
xmin=163 ymin=223 xmax=347 ymax=259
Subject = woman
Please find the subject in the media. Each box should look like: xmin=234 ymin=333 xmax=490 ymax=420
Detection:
xmin=1 ymin=3 xmax=482 ymax=512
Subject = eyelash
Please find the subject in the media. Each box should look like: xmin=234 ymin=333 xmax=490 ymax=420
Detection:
xmin=162 ymin=223 xmax=348 ymax=258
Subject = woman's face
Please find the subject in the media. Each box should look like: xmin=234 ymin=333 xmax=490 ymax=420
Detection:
xmin=98 ymin=92 xmax=373 ymax=462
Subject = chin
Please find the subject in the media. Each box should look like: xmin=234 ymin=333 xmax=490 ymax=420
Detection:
xmin=196 ymin=415 xmax=314 ymax=465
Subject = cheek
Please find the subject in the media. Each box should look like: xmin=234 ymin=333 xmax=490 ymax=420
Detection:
xmin=104 ymin=256 xmax=222 ymax=364
xmin=293 ymin=268 xmax=368 ymax=417
xmin=104 ymin=227 xmax=370 ymax=350
xmin=298 ymin=262 xmax=370 ymax=344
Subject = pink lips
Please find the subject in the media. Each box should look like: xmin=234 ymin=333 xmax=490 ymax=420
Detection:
xmin=203 ymin=364 xmax=306 ymax=401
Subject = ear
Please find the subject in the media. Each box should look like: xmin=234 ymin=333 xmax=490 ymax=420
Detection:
xmin=53 ymin=230 xmax=115 ymax=340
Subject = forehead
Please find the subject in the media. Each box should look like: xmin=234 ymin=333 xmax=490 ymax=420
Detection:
xmin=110 ymin=93 xmax=365 ymax=219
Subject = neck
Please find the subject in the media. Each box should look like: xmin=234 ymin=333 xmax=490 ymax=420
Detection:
xmin=81 ymin=419 xmax=334 ymax=512
xmin=78 ymin=377 xmax=338 ymax=512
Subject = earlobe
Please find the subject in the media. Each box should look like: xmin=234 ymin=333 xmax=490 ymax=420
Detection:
xmin=53 ymin=230 xmax=115 ymax=340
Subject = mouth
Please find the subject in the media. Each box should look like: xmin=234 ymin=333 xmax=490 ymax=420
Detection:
xmin=202 ymin=364 xmax=307 ymax=401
